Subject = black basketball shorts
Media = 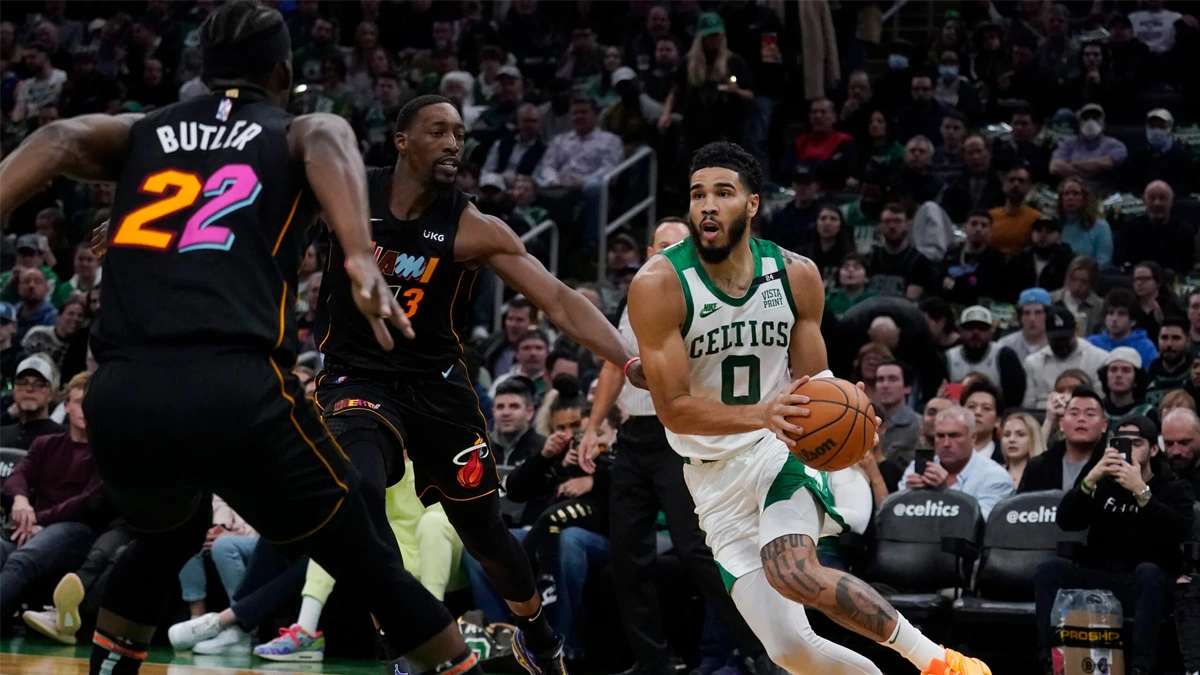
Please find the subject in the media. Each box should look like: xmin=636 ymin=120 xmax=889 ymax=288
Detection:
xmin=314 ymin=359 xmax=497 ymax=505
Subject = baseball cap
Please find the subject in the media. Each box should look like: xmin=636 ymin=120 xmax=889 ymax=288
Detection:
xmin=479 ymin=172 xmax=507 ymax=192
xmin=1047 ymin=307 xmax=1077 ymax=338
xmin=695 ymin=12 xmax=726 ymax=37
xmin=1031 ymin=216 xmax=1062 ymax=232
xmin=1106 ymin=346 xmax=1143 ymax=370
xmin=959 ymin=305 xmax=994 ymax=327
xmin=16 ymin=354 xmax=60 ymax=390
xmin=1018 ymin=288 xmax=1052 ymax=307
xmin=0 ymin=302 xmax=15 ymax=324
xmin=1113 ymin=415 xmax=1158 ymax=445
xmin=609 ymin=231 xmax=638 ymax=251
xmin=1147 ymin=108 xmax=1174 ymax=126
xmin=1078 ymin=103 xmax=1105 ymax=119
xmin=791 ymin=164 xmax=816 ymax=184
xmin=611 ymin=67 xmax=637 ymax=86
xmin=496 ymin=65 xmax=522 ymax=80
xmin=16 ymin=234 xmax=43 ymax=254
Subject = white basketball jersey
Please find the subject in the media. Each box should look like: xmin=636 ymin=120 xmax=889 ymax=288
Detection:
xmin=661 ymin=238 xmax=797 ymax=461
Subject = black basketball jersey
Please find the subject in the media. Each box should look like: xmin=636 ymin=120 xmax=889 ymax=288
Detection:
xmin=315 ymin=167 xmax=476 ymax=375
xmin=92 ymin=89 xmax=319 ymax=362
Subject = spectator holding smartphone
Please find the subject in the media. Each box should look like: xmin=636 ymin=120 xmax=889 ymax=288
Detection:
xmin=1034 ymin=415 xmax=1194 ymax=675
xmin=898 ymin=404 xmax=1013 ymax=518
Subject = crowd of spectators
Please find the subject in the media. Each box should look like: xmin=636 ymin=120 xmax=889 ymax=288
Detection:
xmin=3 ymin=0 xmax=1200 ymax=673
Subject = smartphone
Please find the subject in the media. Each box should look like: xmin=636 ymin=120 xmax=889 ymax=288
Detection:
xmin=1111 ymin=436 xmax=1133 ymax=464
xmin=914 ymin=448 xmax=935 ymax=476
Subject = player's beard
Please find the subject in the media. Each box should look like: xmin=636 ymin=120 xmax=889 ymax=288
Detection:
xmin=688 ymin=207 xmax=749 ymax=265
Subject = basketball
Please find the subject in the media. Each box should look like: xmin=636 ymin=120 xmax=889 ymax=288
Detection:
xmin=786 ymin=378 xmax=877 ymax=471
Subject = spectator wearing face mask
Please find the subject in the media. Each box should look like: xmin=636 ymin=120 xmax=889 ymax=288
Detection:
xmin=1115 ymin=181 xmax=1193 ymax=279
xmin=1049 ymin=104 xmax=1128 ymax=195
xmin=932 ymin=50 xmax=982 ymax=123
xmin=1121 ymin=109 xmax=1196 ymax=196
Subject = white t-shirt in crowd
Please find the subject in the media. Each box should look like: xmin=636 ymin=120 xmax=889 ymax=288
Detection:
xmin=15 ymin=69 xmax=67 ymax=117
xmin=1129 ymin=9 xmax=1182 ymax=53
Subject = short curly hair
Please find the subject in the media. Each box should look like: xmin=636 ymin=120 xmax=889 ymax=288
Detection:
xmin=689 ymin=141 xmax=763 ymax=195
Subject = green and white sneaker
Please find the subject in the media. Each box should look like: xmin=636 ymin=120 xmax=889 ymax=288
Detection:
xmin=254 ymin=624 xmax=325 ymax=662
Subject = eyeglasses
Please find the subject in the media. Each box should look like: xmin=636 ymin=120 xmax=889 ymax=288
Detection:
xmin=15 ymin=378 xmax=50 ymax=390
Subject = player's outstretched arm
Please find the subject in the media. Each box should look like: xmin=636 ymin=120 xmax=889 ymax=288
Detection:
xmin=291 ymin=114 xmax=411 ymax=348
xmin=459 ymin=205 xmax=639 ymax=382
xmin=780 ymin=248 xmax=830 ymax=378
xmin=629 ymin=256 xmax=798 ymax=437
xmin=0 ymin=114 xmax=139 ymax=221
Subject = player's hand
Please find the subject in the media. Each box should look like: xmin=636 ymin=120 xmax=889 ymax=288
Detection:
xmin=922 ymin=461 xmax=950 ymax=488
xmin=91 ymin=220 xmax=109 ymax=259
xmin=10 ymin=495 xmax=35 ymax=533
xmin=541 ymin=430 xmax=571 ymax=459
xmin=345 ymin=253 xmax=413 ymax=349
xmin=578 ymin=426 xmax=603 ymax=474
xmin=557 ymin=476 xmax=594 ymax=498
xmin=762 ymin=377 xmax=810 ymax=447
xmin=625 ymin=358 xmax=648 ymax=390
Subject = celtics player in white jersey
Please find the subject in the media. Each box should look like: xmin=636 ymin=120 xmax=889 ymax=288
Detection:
xmin=628 ymin=143 xmax=990 ymax=675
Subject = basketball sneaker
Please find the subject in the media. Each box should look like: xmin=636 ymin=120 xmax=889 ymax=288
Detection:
xmin=254 ymin=624 xmax=326 ymax=662
xmin=168 ymin=612 xmax=222 ymax=651
xmin=21 ymin=572 xmax=86 ymax=644
xmin=512 ymin=629 xmax=567 ymax=675
xmin=195 ymin=626 xmax=252 ymax=655
xmin=921 ymin=649 xmax=992 ymax=675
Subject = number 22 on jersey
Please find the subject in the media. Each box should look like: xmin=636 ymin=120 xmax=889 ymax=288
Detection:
xmin=111 ymin=164 xmax=262 ymax=253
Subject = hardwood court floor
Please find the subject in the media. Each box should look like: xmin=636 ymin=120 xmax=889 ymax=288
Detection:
xmin=0 ymin=637 xmax=384 ymax=675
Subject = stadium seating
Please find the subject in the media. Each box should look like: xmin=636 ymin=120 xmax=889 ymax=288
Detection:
xmin=861 ymin=490 xmax=983 ymax=623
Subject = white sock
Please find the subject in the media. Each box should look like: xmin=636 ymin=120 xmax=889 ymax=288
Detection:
xmin=297 ymin=595 xmax=324 ymax=635
xmin=879 ymin=613 xmax=943 ymax=671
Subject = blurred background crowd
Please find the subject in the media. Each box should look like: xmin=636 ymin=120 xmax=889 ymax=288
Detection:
xmin=3 ymin=1 xmax=1200 ymax=674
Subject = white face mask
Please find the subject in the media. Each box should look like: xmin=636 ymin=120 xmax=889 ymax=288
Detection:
xmin=1080 ymin=120 xmax=1103 ymax=139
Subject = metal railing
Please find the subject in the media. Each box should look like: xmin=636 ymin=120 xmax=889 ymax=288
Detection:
xmin=597 ymin=145 xmax=657 ymax=283
xmin=492 ymin=218 xmax=559 ymax=332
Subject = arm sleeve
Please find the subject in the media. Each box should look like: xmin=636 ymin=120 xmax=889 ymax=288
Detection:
xmin=827 ymin=466 xmax=873 ymax=535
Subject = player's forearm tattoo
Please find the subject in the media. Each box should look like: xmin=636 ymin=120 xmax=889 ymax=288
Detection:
xmin=761 ymin=534 xmax=897 ymax=642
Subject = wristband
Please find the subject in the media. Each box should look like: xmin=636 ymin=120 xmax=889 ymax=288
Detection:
xmin=1080 ymin=478 xmax=1094 ymax=495
xmin=623 ymin=357 xmax=641 ymax=377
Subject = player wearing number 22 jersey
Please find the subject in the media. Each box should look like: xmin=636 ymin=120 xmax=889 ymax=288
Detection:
xmin=629 ymin=142 xmax=990 ymax=675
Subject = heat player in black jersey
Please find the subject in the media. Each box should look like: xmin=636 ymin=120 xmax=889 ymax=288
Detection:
xmin=313 ymin=95 xmax=646 ymax=674
xmin=0 ymin=5 xmax=483 ymax=675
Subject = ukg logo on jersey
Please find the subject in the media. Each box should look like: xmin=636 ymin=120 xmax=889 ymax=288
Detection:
xmin=892 ymin=500 xmax=961 ymax=518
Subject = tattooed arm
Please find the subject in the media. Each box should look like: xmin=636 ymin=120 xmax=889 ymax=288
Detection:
xmin=760 ymin=533 xmax=898 ymax=642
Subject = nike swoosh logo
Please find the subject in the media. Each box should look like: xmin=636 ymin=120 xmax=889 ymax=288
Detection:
xmin=442 ymin=366 xmax=454 ymax=378
xmin=699 ymin=304 xmax=721 ymax=318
